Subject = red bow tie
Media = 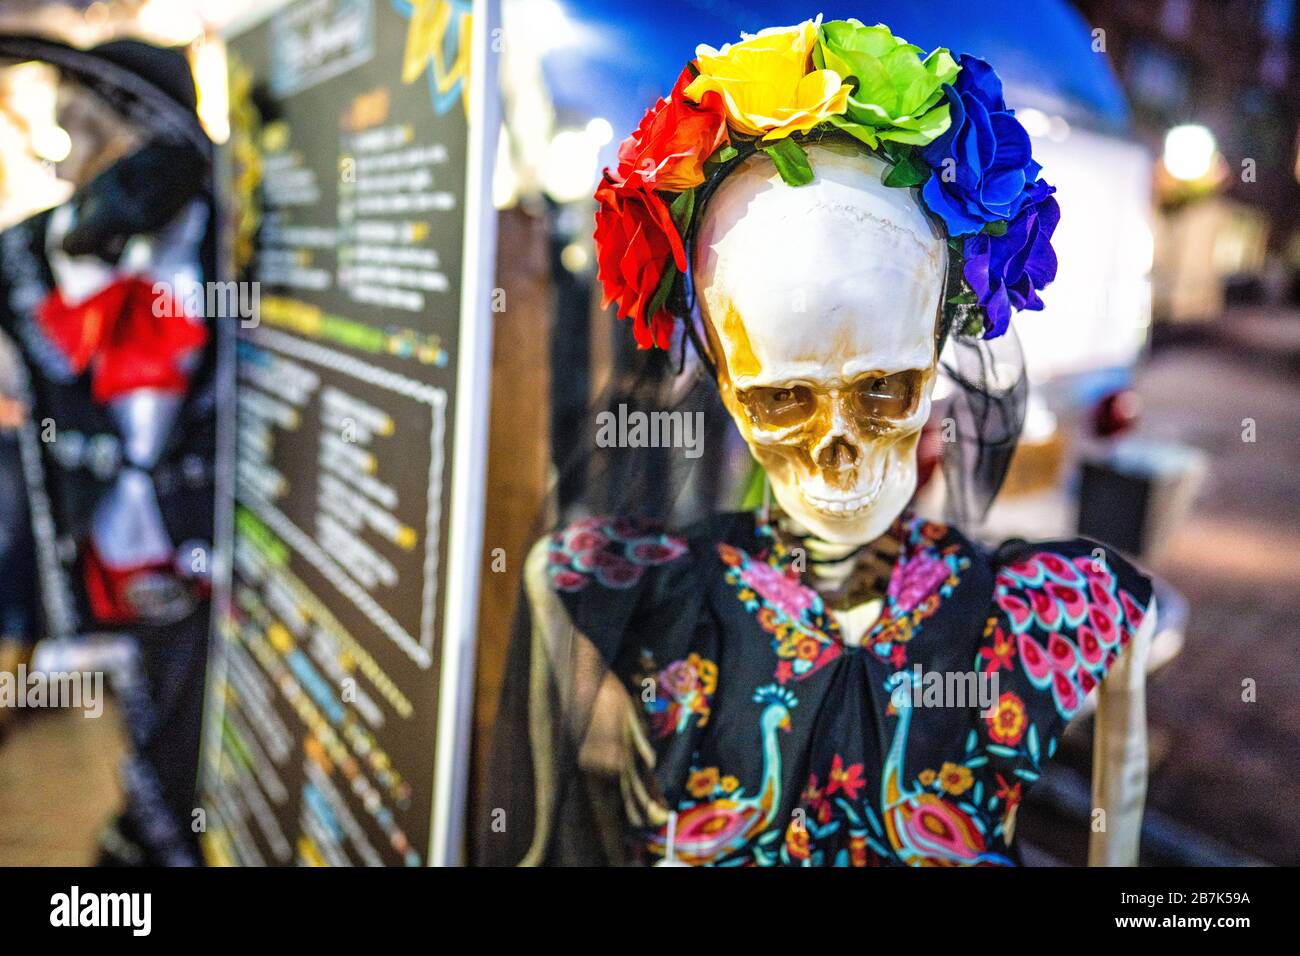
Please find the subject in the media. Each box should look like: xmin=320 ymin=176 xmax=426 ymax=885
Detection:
xmin=37 ymin=276 xmax=208 ymax=403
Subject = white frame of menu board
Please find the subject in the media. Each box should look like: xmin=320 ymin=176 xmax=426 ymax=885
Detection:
xmin=432 ymin=0 xmax=499 ymax=867
xmin=207 ymin=0 xmax=499 ymax=867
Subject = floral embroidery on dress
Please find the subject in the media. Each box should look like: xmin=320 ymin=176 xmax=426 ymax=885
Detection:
xmin=875 ymin=672 xmax=1016 ymax=866
xmin=547 ymin=515 xmax=687 ymax=592
xmin=780 ymin=673 xmax=1019 ymax=867
xmin=643 ymin=651 xmax=718 ymax=738
xmin=985 ymin=690 xmax=1028 ymax=745
xmin=991 ymin=549 xmax=1148 ymax=720
xmin=867 ymin=519 xmax=970 ymax=666
xmin=783 ymin=754 xmax=876 ymax=866
xmin=897 ymin=742 xmax=1021 ymax=861
xmin=718 ymin=539 xmax=842 ymax=684
xmin=751 ymin=541 xmax=1147 ymax=868
xmin=717 ymin=514 xmax=972 ymax=677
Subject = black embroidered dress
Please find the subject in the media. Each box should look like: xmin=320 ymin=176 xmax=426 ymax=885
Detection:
xmin=493 ymin=509 xmax=1151 ymax=867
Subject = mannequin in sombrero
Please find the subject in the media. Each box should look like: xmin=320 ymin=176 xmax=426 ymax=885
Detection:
xmin=493 ymin=18 xmax=1155 ymax=867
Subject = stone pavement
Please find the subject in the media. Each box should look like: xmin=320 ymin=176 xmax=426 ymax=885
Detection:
xmin=1127 ymin=324 xmax=1300 ymax=865
xmin=0 ymin=700 xmax=125 ymax=865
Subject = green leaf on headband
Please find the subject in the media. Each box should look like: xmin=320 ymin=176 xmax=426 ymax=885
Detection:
xmin=983 ymin=220 xmax=1009 ymax=236
xmin=646 ymin=262 xmax=678 ymax=319
xmin=703 ymin=143 xmax=741 ymax=177
xmin=881 ymin=140 xmax=906 ymax=162
xmin=883 ymin=148 xmax=928 ymax=188
xmin=710 ymin=144 xmax=739 ymax=164
xmin=823 ymin=113 xmax=881 ymax=149
xmin=669 ymin=188 xmax=695 ymax=232
xmin=761 ymin=138 xmax=814 ymax=186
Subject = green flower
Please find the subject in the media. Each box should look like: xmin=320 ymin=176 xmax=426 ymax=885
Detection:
xmin=813 ymin=19 xmax=959 ymax=148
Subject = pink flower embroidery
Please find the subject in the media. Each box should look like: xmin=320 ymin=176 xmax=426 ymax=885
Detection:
xmin=595 ymin=555 xmax=641 ymax=588
xmin=566 ymin=529 xmax=609 ymax=552
xmin=551 ymin=569 xmax=586 ymax=592
xmin=547 ymin=517 xmax=687 ymax=592
xmin=888 ymin=552 xmax=950 ymax=613
xmin=659 ymin=659 xmax=699 ymax=697
xmin=628 ymin=536 xmax=687 ymax=565
xmin=739 ymin=559 xmax=815 ymax=621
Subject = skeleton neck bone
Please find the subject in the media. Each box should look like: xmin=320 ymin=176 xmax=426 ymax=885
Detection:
xmin=771 ymin=506 xmax=900 ymax=619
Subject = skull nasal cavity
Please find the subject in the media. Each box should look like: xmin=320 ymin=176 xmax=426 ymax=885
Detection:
xmin=817 ymin=436 xmax=859 ymax=471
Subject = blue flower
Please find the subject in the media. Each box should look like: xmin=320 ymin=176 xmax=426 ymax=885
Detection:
xmin=919 ymin=55 xmax=1040 ymax=237
xmin=962 ymin=182 xmax=1060 ymax=338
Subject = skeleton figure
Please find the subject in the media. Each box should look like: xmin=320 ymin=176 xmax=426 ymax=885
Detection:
xmin=520 ymin=141 xmax=1155 ymax=867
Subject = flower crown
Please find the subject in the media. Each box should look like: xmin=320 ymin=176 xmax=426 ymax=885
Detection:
xmin=592 ymin=16 xmax=1060 ymax=350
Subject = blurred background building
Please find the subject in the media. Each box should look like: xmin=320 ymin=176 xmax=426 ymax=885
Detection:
xmin=0 ymin=0 xmax=1297 ymax=866
xmin=1076 ymin=0 xmax=1300 ymax=324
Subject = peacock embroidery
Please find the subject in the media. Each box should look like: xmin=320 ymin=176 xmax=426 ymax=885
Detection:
xmin=649 ymin=685 xmax=796 ymax=865
xmin=879 ymin=670 xmax=1014 ymax=866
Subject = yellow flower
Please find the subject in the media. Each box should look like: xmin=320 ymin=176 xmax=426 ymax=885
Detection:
xmin=939 ymin=762 xmax=973 ymax=796
xmin=688 ymin=767 xmax=720 ymax=797
xmin=785 ymin=822 xmax=810 ymax=859
xmin=720 ymin=775 xmax=739 ymax=793
xmin=918 ymin=769 xmax=937 ymax=787
xmin=684 ymin=19 xmax=850 ymax=141
xmin=795 ymin=636 xmax=821 ymax=661
xmin=688 ymin=653 xmax=719 ymax=695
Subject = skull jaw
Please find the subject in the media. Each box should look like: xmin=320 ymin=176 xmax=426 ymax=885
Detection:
xmin=757 ymin=439 xmax=921 ymax=546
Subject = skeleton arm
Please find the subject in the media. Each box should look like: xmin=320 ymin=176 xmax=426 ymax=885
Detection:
xmin=1087 ymin=594 xmax=1157 ymax=867
xmin=514 ymin=537 xmax=648 ymax=865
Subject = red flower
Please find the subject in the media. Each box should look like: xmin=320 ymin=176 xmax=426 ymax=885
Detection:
xmin=987 ymin=691 xmax=1028 ymax=745
xmin=825 ymin=755 xmax=866 ymax=800
xmin=995 ymin=772 xmax=1022 ymax=810
xmin=593 ymin=174 xmax=686 ymax=349
xmin=800 ymin=773 xmax=833 ymax=823
xmin=979 ymin=622 xmax=1016 ymax=672
xmin=615 ymin=67 xmax=729 ymax=192
xmin=593 ymin=68 xmax=726 ymax=351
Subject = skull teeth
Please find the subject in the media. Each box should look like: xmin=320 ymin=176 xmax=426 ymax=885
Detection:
xmin=806 ymin=495 xmax=872 ymax=516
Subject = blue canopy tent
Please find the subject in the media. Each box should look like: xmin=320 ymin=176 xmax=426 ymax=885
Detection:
xmin=541 ymin=0 xmax=1131 ymax=170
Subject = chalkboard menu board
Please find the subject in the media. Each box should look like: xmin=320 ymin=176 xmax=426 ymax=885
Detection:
xmin=200 ymin=0 xmax=497 ymax=866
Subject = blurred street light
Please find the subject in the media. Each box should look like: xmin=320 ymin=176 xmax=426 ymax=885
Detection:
xmin=585 ymin=117 xmax=613 ymax=145
xmin=1163 ymin=123 xmax=1218 ymax=181
xmin=542 ymin=120 xmax=613 ymax=203
xmin=31 ymin=124 xmax=71 ymax=163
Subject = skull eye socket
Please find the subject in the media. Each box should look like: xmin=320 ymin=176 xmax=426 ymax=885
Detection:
xmin=852 ymin=371 xmax=920 ymax=422
xmin=740 ymin=385 xmax=816 ymax=428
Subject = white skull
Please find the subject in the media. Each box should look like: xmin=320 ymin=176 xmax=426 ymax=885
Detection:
xmin=693 ymin=142 xmax=947 ymax=545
